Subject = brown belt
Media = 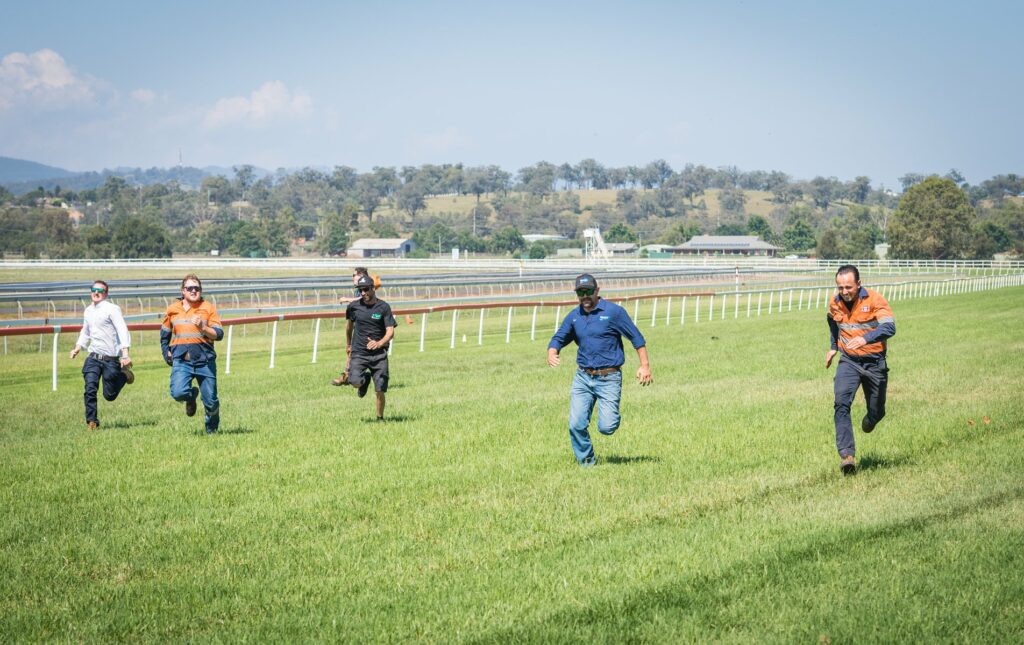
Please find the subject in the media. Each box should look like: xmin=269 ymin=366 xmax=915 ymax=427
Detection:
xmin=582 ymin=366 xmax=620 ymax=376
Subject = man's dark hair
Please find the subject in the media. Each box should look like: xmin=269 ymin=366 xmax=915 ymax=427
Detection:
xmin=92 ymin=279 xmax=109 ymax=293
xmin=353 ymin=267 xmax=368 ymax=276
xmin=836 ymin=264 xmax=860 ymax=282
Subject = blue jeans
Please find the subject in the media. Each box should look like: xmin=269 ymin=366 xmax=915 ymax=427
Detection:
xmin=568 ymin=369 xmax=622 ymax=465
xmin=834 ymin=357 xmax=888 ymax=457
xmin=170 ymin=358 xmax=220 ymax=432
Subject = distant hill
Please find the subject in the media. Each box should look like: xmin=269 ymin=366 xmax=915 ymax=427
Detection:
xmin=0 ymin=156 xmax=76 ymax=183
xmin=1 ymin=163 xmax=212 ymax=195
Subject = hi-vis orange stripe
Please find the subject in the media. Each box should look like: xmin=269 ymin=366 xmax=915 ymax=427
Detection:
xmin=828 ymin=288 xmax=894 ymax=357
xmin=160 ymin=300 xmax=222 ymax=346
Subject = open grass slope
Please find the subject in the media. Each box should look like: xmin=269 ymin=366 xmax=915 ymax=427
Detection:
xmin=1 ymin=288 xmax=1022 ymax=642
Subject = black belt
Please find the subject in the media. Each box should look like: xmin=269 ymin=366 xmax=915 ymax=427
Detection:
xmin=581 ymin=366 xmax=620 ymax=376
xmin=88 ymin=353 xmax=119 ymax=362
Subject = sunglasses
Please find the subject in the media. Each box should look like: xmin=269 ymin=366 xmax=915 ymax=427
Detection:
xmin=183 ymin=285 xmax=202 ymax=293
xmin=90 ymin=287 xmax=106 ymax=293
xmin=358 ymin=287 xmax=372 ymax=293
xmin=575 ymin=288 xmax=595 ymax=297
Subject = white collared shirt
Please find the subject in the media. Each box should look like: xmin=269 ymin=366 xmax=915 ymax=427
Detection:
xmin=76 ymin=299 xmax=131 ymax=357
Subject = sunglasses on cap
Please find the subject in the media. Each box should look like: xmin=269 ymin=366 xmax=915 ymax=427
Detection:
xmin=183 ymin=285 xmax=202 ymax=293
xmin=575 ymin=288 xmax=596 ymax=297
xmin=90 ymin=287 xmax=106 ymax=293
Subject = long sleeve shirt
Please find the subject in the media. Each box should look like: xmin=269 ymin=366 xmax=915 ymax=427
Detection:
xmin=548 ymin=298 xmax=646 ymax=369
xmin=160 ymin=298 xmax=223 ymax=363
xmin=827 ymin=287 xmax=895 ymax=359
xmin=76 ymin=299 xmax=131 ymax=358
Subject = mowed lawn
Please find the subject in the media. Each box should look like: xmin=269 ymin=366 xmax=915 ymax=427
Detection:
xmin=1 ymin=287 xmax=1022 ymax=642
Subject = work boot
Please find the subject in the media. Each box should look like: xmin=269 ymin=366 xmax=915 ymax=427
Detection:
xmin=87 ymin=421 xmax=99 ymax=430
xmin=185 ymin=387 xmax=198 ymax=417
xmin=840 ymin=454 xmax=856 ymax=475
xmin=122 ymin=366 xmax=135 ymax=385
xmin=357 ymin=379 xmax=370 ymax=398
xmin=331 ymin=371 xmax=348 ymax=386
xmin=861 ymin=416 xmax=876 ymax=433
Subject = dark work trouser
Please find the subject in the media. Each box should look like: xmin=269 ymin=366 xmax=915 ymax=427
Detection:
xmin=82 ymin=355 xmax=128 ymax=425
xmin=833 ymin=356 xmax=888 ymax=457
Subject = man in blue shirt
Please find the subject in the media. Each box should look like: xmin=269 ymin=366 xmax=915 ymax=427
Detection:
xmin=547 ymin=274 xmax=653 ymax=466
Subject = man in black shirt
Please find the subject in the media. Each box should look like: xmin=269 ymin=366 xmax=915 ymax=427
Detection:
xmin=345 ymin=274 xmax=396 ymax=420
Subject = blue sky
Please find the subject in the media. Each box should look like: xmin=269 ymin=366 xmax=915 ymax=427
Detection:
xmin=1 ymin=0 xmax=1020 ymax=189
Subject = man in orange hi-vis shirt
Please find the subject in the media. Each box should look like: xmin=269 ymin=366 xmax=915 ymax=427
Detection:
xmin=826 ymin=264 xmax=896 ymax=474
xmin=160 ymin=274 xmax=224 ymax=433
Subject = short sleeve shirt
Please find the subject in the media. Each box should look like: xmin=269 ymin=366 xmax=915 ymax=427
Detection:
xmin=346 ymin=298 xmax=396 ymax=356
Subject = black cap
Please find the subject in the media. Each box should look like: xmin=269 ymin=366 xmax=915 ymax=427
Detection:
xmin=355 ymin=274 xmax=375 ymax=289
xmin=574 ymin=274 xmax=598 ymax=290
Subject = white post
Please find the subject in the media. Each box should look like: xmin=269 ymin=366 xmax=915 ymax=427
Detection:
xmin=695 ymin=296 xmax=700 ymax=323
xmin=681 ymin=296 xmax=687 ymax=325
xmin=746 ymin=293 xmax=751 ymax=318
xmin=720 ymin=294 xmax=726 ymax=320
xmin=554 ymin=305 xmax=561 ymax=332
xmin=768 ymin=291 xmax=773 ymax=314
xmin=634 ymin=299 xmax=639 ymax=320
xmin=650 ymin=298 xmax=657 ymax=327
xmin=666 ymin=297 xmax=672 ymax=324
xmin=269 ymin=319 xmax=279 ymax=368
xmin=531 ymin=306 xmax=538 ymax=340
xmin=419 ymin=313 xmax=428 ymax=352
xmin=709 ymin=295 xmax=714 ymax=321
xmin=312 ymin=318 xmax=321 ymax=363
xmin=506 ymin=307 xmax=513 ymax=343
xmin=816 ymin=288 xmax=822 ymax=309
xmin=788 ymin=289 xmax=793 ymax=311
xmin=478 ymin=308 xmax=484 ymax=345
xmin=450 ymin=309 xmax=458 ymax=349
xmin=757 ymin=292 xmax=763 ymax=316
xmin=225 ymin=325 xmax=233 ymax=374
xmin=798 ymin=289 xmax=804 ymax=310
xmin=52 ymin=330 xmax=60 ymax=392
xmin=734 ymin=293 xmax=739 ymax=318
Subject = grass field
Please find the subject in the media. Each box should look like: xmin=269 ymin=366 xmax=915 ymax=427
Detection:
xmin=1 ymin=287 xmax=1023 ymax=641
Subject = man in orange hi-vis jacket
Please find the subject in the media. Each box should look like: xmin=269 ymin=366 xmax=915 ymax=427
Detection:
xmin=160 ymin=274 xmax=224 ymax=434
xmin=826 ymin=264 xmax=896 ymax=474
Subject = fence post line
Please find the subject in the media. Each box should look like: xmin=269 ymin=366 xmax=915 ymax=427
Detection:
xmin=531 ymin=306 xmax=538 ymax=340
xmin=651 ymin=298 xmax=658 ymax=327
xmin=52 ymin=329 xmax=60 ymax=392
xmin=419 ymin=313 xmax=428 ymax=352
xmin=450 ymin=309 xmax=458 ymax=349
xmin=312 ymin=318 xmax=321 ymax=363
xmin=269 ymin=319 xmax=279 ymax=368
xmin=695 ymin=296 xmax=700 ymax=323
xmin=506 ymin=307 xmax=513 ymax=343
xmin=478 ymin=308 xmax=485 ymax=345
xmin=225 ymin=325 xmax=233 ymax=374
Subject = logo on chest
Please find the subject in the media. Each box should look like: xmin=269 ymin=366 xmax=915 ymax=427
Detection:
xmin=371 ymin=313 xmax=382 ymax=320
xmin=599 ymin=315 xmax=610 ymax=321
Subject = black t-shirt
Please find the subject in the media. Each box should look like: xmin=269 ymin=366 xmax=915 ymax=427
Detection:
xmin=346 ymin=297 xmax=396 ymax=355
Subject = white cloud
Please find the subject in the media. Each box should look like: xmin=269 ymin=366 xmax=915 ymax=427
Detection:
xmin=202 ymin=81 xmax=312 ymax=129
xmin=0 ymin=49 xmax=98 ymax=110
xmin=131 ymin=88 xmax=156 ymax=104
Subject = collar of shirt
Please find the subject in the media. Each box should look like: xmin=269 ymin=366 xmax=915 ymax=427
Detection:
xmin=577 ymin=298 xmax=606 ymax=315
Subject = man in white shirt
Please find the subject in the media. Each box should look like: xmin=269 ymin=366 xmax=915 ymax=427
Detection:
xmin=69 ymin=280 xmax=134 ymax=430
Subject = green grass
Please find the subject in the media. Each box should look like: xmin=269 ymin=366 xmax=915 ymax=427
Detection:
xmin=2 ymin=288 xmax=1023 ymax=642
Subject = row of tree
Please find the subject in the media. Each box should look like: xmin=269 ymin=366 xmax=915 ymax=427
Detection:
xmin=1 ymin=162 xmax=1021 ymax=260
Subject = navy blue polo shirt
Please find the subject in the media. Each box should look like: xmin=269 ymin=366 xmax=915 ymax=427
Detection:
xmin=548 ymin=298 xmax=646 ymax=369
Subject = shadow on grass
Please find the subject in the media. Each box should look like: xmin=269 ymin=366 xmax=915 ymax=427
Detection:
xmin=103 ymin=419 xmax=158 ymax=430
xmin=858 ymin=453 xmax=914 ymax=471
xmin=365 ymin=413 xmax=418 ymax=424
xmin=604 ymin=454 xmax=662 ymax=465
xmin=203 ymin=426 xmax=255 ymax=435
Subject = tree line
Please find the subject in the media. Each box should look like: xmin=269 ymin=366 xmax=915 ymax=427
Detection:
xmin=0 ymin=162 xmax=1021 ymax=260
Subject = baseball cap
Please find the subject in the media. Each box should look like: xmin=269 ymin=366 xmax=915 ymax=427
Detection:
xmin=355 ymin=274 xmax=375 ymax=289
xmin=574 ymin=274 xmax=598 ymax=290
